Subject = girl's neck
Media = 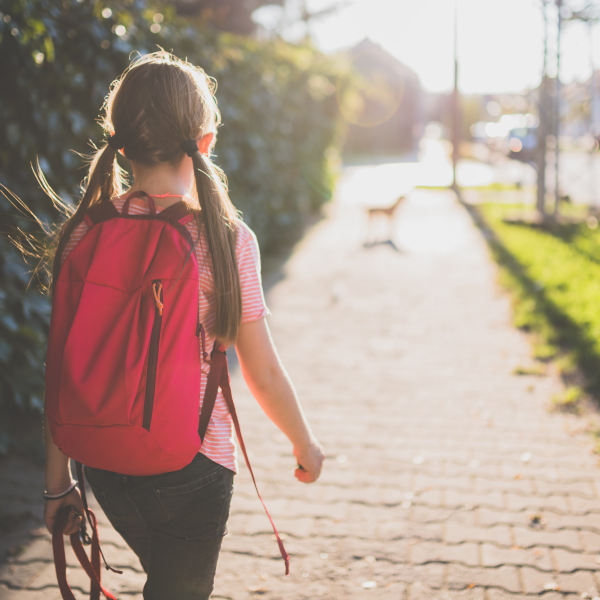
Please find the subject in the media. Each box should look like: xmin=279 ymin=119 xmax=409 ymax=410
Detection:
xmin=128 ymin=161 xmax=191 ymax=207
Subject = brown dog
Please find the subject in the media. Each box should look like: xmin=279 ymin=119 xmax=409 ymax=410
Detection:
xmin=366 ymin=195 xmax=405 ymax=246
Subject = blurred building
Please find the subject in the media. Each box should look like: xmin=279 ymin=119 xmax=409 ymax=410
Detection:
xmin=343 ymin=39 xmax=423 ymax=159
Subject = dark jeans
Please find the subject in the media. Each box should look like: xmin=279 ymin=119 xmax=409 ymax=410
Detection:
xmin=84 ymin=452 xmax=234 ymax=600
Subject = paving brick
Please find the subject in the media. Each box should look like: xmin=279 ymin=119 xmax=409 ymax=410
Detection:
xmin=413 ymin=474 xmax=473 ymax=493
xmin=412 ymin=506 xmax=463 ymax=525
xmin=5 ymin=538 xmax=52 ymax=565
xmin=444 ymin=523 xmax=511 ymax=546
xmin=100 ymin=567 xmax=146 ymax=595
xmin=480 ymin=543 xmax=553 ymax=570
xmin=581 ymin=530 xmax=600 ymax=553
xmin=0 ymin=583 xmax=62 ymax=600
xmin=555 ymin=570 xmax=599 ymax=595
xmin=410 ymin=541 xmax=479 ymax=567
xmin=95 ymin=525 xmax=130 ymax=549
xmin=376 ymin=520 xmax=443 ymax=542
xmin=570 ymin=496 xmax=600 ymax=515
xmin=446 ymin=564 xmax=521 ymax=593
xmin=486 ymin=588 xmax=544 ymax=600
xmin=553 ymin=548 xmax=600 ymax=572
xmin=0 ymin=554 xmax=49 ymax=589
xmin=27 ymin=564 xmax=90 ymax=595
xmin=505 ymin=492 xmax=570 ymax=512
xmin=533 ymin=480 xmax=596 ymax=497
xmin=410 ymin=583 xmax=486 ymax=600
xmin=513 ymin=525 xmax=583 ymax=551
xmin=382 ymin=563 xmax=446 ymax=588
xmin=414 ymin=488 xmax=445 ymax=507
xmin=546 ymin=512 xmax=600 ymax=532
xmin=238 ymin=514 xmax=317 ymax=538
xmin=487 ymin=591 xmax=576 ymax=600
xmin=444 ymin=490 xmax=505 ymax=510
xmin=521 ymin=566 xmax=561 ymax=594
xmin=473 ymin=477 xmax=535 ymax=495
xmin=477 ymin=507 xmax=534 ymax=528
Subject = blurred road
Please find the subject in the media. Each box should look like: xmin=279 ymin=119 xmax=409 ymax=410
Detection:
xmin=2 ymin=179 xmax=600 ymax=599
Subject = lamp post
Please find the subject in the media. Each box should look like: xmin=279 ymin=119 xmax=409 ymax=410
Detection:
xmin=553 ymin=0 xmax=563 ymax=216
xmin=587 ymin=9 xmax=599 ymax=210
xmin=536 ymin=0 xmax=549 ymax=217
xmin=451 ymin=0 xmax=460 ymax=191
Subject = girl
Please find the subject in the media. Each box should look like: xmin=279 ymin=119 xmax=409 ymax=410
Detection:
xmin=42 ymin=51 xmax=325 ymax=599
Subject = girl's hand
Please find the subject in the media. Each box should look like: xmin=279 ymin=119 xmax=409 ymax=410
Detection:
xmin=44 ymin=487 xmax=85 ymax=536
xmin=294 ymin=440 xmax=325 ymax=483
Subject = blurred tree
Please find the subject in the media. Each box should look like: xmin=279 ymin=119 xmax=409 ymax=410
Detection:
xmin=0 ymin=0 xmax=133 ymax=452
xmin=171 ymin=0 xmax=283 ymax=34
xmin=0 ymin=0 xmax=345 ymax=453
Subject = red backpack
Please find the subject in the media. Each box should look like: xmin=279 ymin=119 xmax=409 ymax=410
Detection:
xmin=46 ymin=192 xmax=289 ymax=599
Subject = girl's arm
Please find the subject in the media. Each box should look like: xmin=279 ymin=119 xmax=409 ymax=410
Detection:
xmin=234 ymin=317 xmax=325 ymax=483
xmin=43 ymin=412 xmax=84 ymax=535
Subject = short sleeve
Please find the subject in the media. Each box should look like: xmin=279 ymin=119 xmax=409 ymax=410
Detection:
xmin=60 ymin=219 xmax=90 ymax=265
xmin=236 ymin=222 xmax=269 ymax=323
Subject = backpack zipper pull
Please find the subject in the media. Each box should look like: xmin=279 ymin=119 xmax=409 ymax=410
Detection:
xmin=197 ymin=323 xmax=210 ymax=363
xmin=153 ymin=282 xmax=163 ymax=316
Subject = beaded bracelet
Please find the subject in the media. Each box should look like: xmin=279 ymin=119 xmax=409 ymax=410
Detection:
xmin=43 ymin=481 xmax=78 ymax=500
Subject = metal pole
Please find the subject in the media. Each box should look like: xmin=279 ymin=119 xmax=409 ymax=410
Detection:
xmin=554 ymin=0 xmax=563 ymax=216
xmin=537 ymin=0 xmax=549 ymax=216
xmin=302 ymin=0 xmax=309 ymax=40
xmin=589 ymin=17 xmax=599 ymax=211
xmin=452 ymin=0 xmax=460 ymax=191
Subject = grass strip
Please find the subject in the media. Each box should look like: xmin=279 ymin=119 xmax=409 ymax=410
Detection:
xmin=473 ymin=203 xmax=600 ymax=398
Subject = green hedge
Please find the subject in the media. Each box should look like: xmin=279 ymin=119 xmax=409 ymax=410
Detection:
xmin=0 ymin=0 xmax=346 ymax=451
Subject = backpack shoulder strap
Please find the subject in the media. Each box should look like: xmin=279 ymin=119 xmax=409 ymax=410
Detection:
xmin=198 ymin=346 xmax=290 ymax=576
xmin=157 ymin=201 xmax=196 ymax=224
xmin=197 ymin=343 xmax=225 ymax=443
xmin=158 ymin=201 xmax=201 ymax=246
xmin=85 ymin=202 xmax=119 ymax=227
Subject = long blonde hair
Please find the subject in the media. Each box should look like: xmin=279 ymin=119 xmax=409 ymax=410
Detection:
xmin=52 ymin=51 xmax=242 ymax=345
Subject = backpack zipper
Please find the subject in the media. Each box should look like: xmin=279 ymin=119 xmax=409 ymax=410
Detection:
xmin=143 ymin=280 xmax=163 ymax=431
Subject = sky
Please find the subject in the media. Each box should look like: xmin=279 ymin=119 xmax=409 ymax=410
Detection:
xmin=254 ymin=0 xmax=600 ymax=95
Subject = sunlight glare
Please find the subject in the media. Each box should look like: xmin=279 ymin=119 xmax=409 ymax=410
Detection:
xmin=304 ymin=0 xmax=600 ymax=94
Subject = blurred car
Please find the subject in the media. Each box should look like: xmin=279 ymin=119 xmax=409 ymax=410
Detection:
xmin=507 ymin=126 xmax=537 ymax=165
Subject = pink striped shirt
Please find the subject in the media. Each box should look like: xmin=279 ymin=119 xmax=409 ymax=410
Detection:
xmin=61 ymin=194 xmax=269 ymax=473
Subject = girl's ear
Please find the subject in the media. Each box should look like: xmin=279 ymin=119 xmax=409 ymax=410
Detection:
xmin=197 ymin=132 xmax=215 ymax=156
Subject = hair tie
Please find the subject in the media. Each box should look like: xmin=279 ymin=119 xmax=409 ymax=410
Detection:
xmin=107 ymin=132 xmax=124 ymax=151
xmin=180 ymin=139 xmax=199 ymax=157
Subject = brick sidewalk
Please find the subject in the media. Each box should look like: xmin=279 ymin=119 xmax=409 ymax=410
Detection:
xmin=2 ymin=187 xmax=600 ymax=599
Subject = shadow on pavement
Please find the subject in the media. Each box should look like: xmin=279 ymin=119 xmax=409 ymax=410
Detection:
xmin=362 ymin=239 xmax=404 ymax=252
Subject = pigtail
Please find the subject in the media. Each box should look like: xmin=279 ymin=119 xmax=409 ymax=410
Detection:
xmin=51 ymin=143 xmax=123 ymax=291
xmin=191 ymin=151 xmax=242 ymax=346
